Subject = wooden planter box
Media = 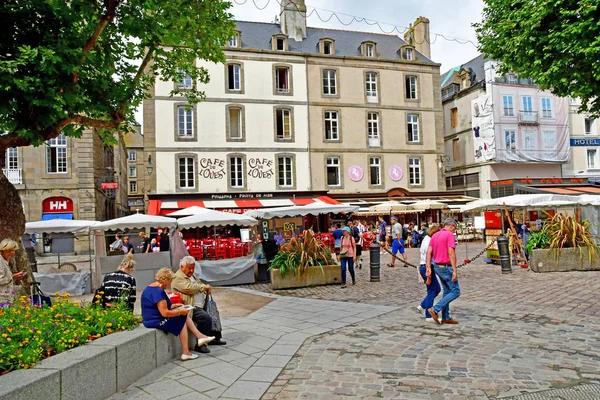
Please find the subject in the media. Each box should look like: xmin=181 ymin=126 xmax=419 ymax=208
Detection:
xmin=530 ymin=247 xmax=600 ymax=273
xmin=271 ymin=265 xmax=341 ymax=290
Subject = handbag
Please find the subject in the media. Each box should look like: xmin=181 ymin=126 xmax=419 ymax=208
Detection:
xmin=203 ymin=293 xmax=222 ymax=332
xmin=30 ymin=281 xmax=52 ymax=307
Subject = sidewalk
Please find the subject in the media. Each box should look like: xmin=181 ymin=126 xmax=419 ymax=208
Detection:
xmin=109 ymin=290 xmax=396 ymax=400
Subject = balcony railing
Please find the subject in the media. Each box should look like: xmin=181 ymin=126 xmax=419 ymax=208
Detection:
xmin=2 ymin=168 xmax=22 ymax=185
xmin=519 ymin=110 xmax=538 ymax=124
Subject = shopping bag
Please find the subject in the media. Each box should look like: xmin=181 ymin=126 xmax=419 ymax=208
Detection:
xmin=30 ymin=281 xmax=52 ymax=307
xmin=202 ymin=293 xmax=222 ymax=332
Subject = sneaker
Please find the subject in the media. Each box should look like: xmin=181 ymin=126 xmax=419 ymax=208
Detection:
xmin=428 ymin=308 xmax=441 ymax=324
xmin=197 ymin=336 xmax=216 ymax=347
xmin=416 ymin=305 xmax=424 ymax=314
xmin=180 ymin=353 xmax=199 ymax=361
xmin=425 ymin=318 xmax=434 ymax=322
xmin=341 ymin=284 xmax=347 ymax=289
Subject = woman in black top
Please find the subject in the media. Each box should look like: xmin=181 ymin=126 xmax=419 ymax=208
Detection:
xmin=101 ymin=254 xmax=137 ymax=311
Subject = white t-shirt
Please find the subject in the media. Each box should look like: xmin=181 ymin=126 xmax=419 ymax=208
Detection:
xmin=419 ymin=235 xmax=432 ymax=266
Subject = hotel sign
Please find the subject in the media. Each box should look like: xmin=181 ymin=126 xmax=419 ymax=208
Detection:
xmin=571 ymin=138 xmax=600 ymax=146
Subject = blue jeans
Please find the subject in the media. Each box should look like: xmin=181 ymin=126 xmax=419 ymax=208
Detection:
xmin=419 ymin=265 xmax=441 ymax=318
xmin=340 ymin=257 xmax=355 ymax=285
xmin=432 ymin=264 xmax=460 ymax=320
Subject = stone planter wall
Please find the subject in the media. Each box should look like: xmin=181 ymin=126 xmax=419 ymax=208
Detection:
xmin=271 ymin=264 xmax=342 ymax=290
xmin=0 ymin=326 xmax=182 ymax=400
xmin=530 ymin=247 xmax=600 ymax=273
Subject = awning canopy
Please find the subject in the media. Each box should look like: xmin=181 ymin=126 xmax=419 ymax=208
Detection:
xmin=25 ymin=219 xmax=97 ymax=234
xmin=460 ymin=194 xmax=600 ymax=212
xmin=92 ymin=213 xmax=178 ymax=231
xmin=245 ymin=203 xmax=359 ymax=219
xmin=175 ymin=208 xmax=258 ymax=229
xmin=41 ymin=213 xmax=73 ymax=221
xmin=149 ymin=196 xmax=340 ymax=216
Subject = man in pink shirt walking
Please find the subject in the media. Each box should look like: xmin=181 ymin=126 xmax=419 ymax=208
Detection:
xmin=426 ymin=218 xmax=460 ymax=324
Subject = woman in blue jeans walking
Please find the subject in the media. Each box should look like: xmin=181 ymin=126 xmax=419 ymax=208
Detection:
xmin=339 ymin=226 xmax=356 ymax=288
xmin=417 ymin=225 xmax=441 ymax=321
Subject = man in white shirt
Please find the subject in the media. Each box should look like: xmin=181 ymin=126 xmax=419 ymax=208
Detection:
xmin=389 ymin=216 xmax=407 ymax=267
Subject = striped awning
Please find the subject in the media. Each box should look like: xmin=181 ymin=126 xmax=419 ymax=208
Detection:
xmin=148 ymin=196 xmax=340 ymax=216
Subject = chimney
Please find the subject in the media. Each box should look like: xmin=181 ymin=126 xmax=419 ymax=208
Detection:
xmin=403 ymin=16 xmax=431 ymax=59
xmin=280 ymin=0 xmax=307 ymax=41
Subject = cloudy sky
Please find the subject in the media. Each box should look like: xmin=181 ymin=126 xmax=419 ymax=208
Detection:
xmin=230 ymin=0 xmax=485 ymax=73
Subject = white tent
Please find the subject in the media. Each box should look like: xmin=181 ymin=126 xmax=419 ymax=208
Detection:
xmin=367 ymin=201 xmax=410 ymax=214
xmin=459 ymin=194 xmax=598 ymax=213
xmin=245 ymin=203 xmax=359 ymax=219
xmin=176 ymin=209 xmax=258 ymax=229
xmin=25 ymin=219 xmax=97 ymax=234
xmin=92 ymin=213 xmax=178 ymax=231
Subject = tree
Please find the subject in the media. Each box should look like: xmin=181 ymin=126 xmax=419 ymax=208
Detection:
xmin=475 ymin=0 xmax=600 ymax=117
xmin=0 ymin=0 xmax=236 ymax=290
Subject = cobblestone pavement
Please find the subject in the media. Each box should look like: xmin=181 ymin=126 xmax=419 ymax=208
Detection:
xmin=243 ymin=243 xmax=600 ymax=399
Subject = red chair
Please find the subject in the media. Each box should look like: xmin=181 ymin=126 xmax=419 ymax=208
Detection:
xmin=188 ymin=247 xmax=203 ymax=260
xmin=215 ymin=245 xmax=227 ymax=260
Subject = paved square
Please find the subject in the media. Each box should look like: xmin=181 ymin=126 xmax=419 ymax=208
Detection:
xmin=111 ymin=243 xmax=600 ymax=399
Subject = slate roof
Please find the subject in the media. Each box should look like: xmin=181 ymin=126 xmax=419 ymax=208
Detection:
xmin=234 ymin=20 xmax=436 ymax=64
xmin=440 ymin=54 xmax=489 ymax=88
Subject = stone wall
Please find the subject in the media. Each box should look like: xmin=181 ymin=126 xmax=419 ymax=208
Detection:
xmin=530 ymin=248 xmax=600 ymax=272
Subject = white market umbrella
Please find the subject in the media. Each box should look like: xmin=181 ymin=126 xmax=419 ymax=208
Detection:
xmin=460 ymin=194 xmax=582 ymax=213
xmin=177 ymin=209 xmax=258 ymax=229
xmin=409 ymin=200 xmax=449 ymax=211
xmin=367 ymin=201 xmax=410 ymax=214
xmin=92 ymin=213 xmax=178 ymax=231
xmin=25 ymin=219 xmax=97 ymax=234
xmin=167 ymin=206 xmax=211 ymax=217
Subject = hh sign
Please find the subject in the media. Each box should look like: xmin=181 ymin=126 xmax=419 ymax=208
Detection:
xmin=42 ymin=197 xmax=74 ymax=213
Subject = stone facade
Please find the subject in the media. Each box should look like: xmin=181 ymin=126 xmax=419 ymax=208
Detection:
xmin=143 ymin=2 xmax=445 ymax=208
xmin=3 ymin=129 xmax=128 ymax=254
xmin=121 ymin=126 xmax=148 ymax=213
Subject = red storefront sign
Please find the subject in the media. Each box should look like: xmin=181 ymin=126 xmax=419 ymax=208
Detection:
xmin=42 ymin=197 xmax=74 ymax=213
xmin=100 ymin=182 xmax=119 ymax=189
xmin=484 ymin=211 xmax=502 ymax=229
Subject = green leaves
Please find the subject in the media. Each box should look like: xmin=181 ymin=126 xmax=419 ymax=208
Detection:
xmin=0 ymin=0 xmax=235 ymax=147
xmin=476 ymin=0 xmax=600 ymax=117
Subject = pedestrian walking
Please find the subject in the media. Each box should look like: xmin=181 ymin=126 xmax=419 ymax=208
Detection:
xmin=388 ymin=216 xmax=407 ymax=267
xmin=339 ymin=226 xmax=356 ymax=288
xmin=426 ymin=218 xmax=460 ymax=325
xmin=416 ymin=224 xmax=441 ymax=322
xmin=377 ymin=216 xmax=387 ymax=254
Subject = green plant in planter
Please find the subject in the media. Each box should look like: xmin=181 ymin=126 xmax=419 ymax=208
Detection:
xmin=268 ymin=230 xmax=336 ymax=277
xmin=539 ymin=212 xmax=600 ymax=263
xmin=524 ymin=231 xmax=552 ymax=255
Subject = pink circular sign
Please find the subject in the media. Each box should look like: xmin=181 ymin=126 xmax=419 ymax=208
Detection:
xmin=388 ymin=165 xmax=403 ymax=181
xmin=347 ymin=165 xmax=364 ymax=182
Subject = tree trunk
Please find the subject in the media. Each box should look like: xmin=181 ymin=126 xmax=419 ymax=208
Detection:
xmin=0 ymin=171 xmax=32 ymax=296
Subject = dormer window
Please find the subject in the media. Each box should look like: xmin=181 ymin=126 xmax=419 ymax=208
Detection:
xmin=405 ymin=48 xmax=413 ymax=60
xmin=228 ymin=31 xmax=241 ymax=48
xmin=272 ymin=35 xmax=288 ymax=51
xmin=361 ymin=41 xmax=377 ymax=58
xmin=399 ymin=45 xmax=415 ymax=61
xmin=320 ymin=38 xmax=335 ymax=55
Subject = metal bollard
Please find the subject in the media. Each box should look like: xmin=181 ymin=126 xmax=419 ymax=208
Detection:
xmin=497 ymin=235 xmax=512 ymax=274
xmin=369 ymin=243 xmax=381 ymax=282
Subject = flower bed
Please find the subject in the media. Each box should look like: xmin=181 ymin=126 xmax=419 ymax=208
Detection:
xmin=0 ymin=293 xmax=141 ymax=374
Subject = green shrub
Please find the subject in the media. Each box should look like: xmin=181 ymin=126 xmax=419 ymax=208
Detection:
xmin=0 ymin=292 xmax=141 ymax=374
xmin=269 ymin=230 xmax=336 ymax=277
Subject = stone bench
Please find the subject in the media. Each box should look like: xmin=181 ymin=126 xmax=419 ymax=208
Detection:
xmin=0 ymin=326 xmax=186 ymax=400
